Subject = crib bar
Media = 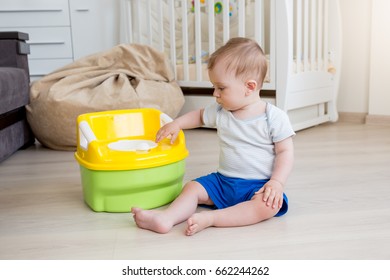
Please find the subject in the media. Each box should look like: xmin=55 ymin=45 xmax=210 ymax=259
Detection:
xmin=268 ymin=0 xmax=276 ymax=88
xmin=124 ymin=0 xmax=133 ymax=43
xmin=323 ymin=0 xmax=329 ymax=71
xmin=238 ymin=0 xmax=245 ymax=37
xmin=310 ymin=0 xmax=316 ymax=71
xmin=255 ymin=0 xmax=263 ymax=47
xmin=157 ymin=0 xmax=164 ymax=52
xmin=317 ymin=0 xmax=323 ymax=71
xmin=287 ymin=0 xmax=293 ymax=75
xmin=134 ymin=0 xmax=141 ymax=43
xmin=223 ymin=0 xmax=229 ymax=43
xmin=145 ymin=0 xmax=152 ymax=45
xmin=182 ymin=0 xmax=189 ymax=81
xmin=194 ymin=0 xmax=202 ymax=81
xmin=303 ymin=0 xmax=309 ymax=72
xmin=295 ymin=0 xmax=302 ymax=73
xmin=168 ymin=0 xmax=177 ymax=74
xmin=208 ymin=0 xmax=215 ymax=55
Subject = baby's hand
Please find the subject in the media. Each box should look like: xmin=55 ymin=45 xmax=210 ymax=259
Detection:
xmin=155 ymin=122 xmax=181 ymax=144
xmin=255 ymin=179 xmax=284 ymax=209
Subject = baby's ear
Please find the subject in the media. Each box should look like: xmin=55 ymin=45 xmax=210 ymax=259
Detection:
xmin=245 ymin=80 xmax=257 ymax=93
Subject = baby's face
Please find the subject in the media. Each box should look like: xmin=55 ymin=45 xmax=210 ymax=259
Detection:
xmin=208 ymin=62 xmax=247 ymax=111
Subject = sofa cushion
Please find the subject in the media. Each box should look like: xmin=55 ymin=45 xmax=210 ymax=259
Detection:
xmin=0 ymin=119 xmax=32 ymax=162
xmin=0 ymin=67 xmax=29 ymax=115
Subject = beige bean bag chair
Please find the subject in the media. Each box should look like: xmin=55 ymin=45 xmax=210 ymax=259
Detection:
xmin=27 ymin=44 xmax=184 ymax=150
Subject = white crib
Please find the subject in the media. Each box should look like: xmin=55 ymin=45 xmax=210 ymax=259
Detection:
xmin=121 ymin=0 xmax=342 ymax=131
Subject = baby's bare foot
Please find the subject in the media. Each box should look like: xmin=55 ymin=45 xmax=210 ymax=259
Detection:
xmin=131 ymin=207 xmax=173 ymax=234
xmin=186 ymin=212 xmax=214 ymax=236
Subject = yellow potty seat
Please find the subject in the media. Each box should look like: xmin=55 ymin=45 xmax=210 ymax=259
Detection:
xmin=75 ymin=108 xmax=189 ymax=212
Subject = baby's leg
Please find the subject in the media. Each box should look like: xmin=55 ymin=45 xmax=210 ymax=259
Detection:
xmin=186 ymin=193 xmax=279 ymax=236
xmin=132 ymin=181 xmax=210 ymax=234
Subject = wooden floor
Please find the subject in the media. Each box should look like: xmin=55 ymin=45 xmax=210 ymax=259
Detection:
xmin=1 ymin=122 xmax=390 ymax=260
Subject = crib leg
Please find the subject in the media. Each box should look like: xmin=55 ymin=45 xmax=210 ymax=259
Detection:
xmin=328 ymin=101 xmax=339 ymax=122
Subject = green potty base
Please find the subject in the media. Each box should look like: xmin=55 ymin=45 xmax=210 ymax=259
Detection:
xmin=79 ymin=160 xmax=186 ymax=212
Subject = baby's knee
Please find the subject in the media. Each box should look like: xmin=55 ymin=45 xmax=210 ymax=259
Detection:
xmin=251 ymin=194 xmax=280 ymax=218
xmin=183 ymin=181 xmax=202 ymax=192
xmin=183 ymin=181 xmax=211 ymax=204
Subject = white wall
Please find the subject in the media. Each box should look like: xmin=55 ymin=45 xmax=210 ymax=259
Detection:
xmin=338 ymin=0 xmax=372 ymax=114
xmin=338 ymin=0 xmax=390 ymax=117
xmin=368 ymin=0 xmax=390 ymax=116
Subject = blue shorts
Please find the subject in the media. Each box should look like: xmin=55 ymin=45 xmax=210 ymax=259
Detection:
xmin=195 ymin=172 xmax=288 ymax=217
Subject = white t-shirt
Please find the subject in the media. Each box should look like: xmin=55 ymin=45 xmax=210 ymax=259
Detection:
xmin=203 ymin=102 xmax=295 ymax=180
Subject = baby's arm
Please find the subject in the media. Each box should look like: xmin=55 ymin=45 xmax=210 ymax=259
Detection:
xmin=156 ymin=109 xmax=204 ymax=144
xmin=257 ymin=136 xmax=294 ymax=209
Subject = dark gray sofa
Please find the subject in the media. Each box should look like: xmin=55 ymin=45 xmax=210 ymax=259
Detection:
xmin=0 ymin=32 xmax=35 ymax=162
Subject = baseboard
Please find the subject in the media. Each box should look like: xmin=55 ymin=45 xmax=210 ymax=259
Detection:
xmin=337 ymin=112 xmax=367 ymax=124
xmin=338 ymin=112 xmax=390 ymax=125
xmin=365 ymin=114 xmax=390 ymax=126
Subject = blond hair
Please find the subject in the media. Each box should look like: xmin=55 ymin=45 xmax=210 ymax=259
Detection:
xmin=208 ymin=37 xmax=267 ymax=87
